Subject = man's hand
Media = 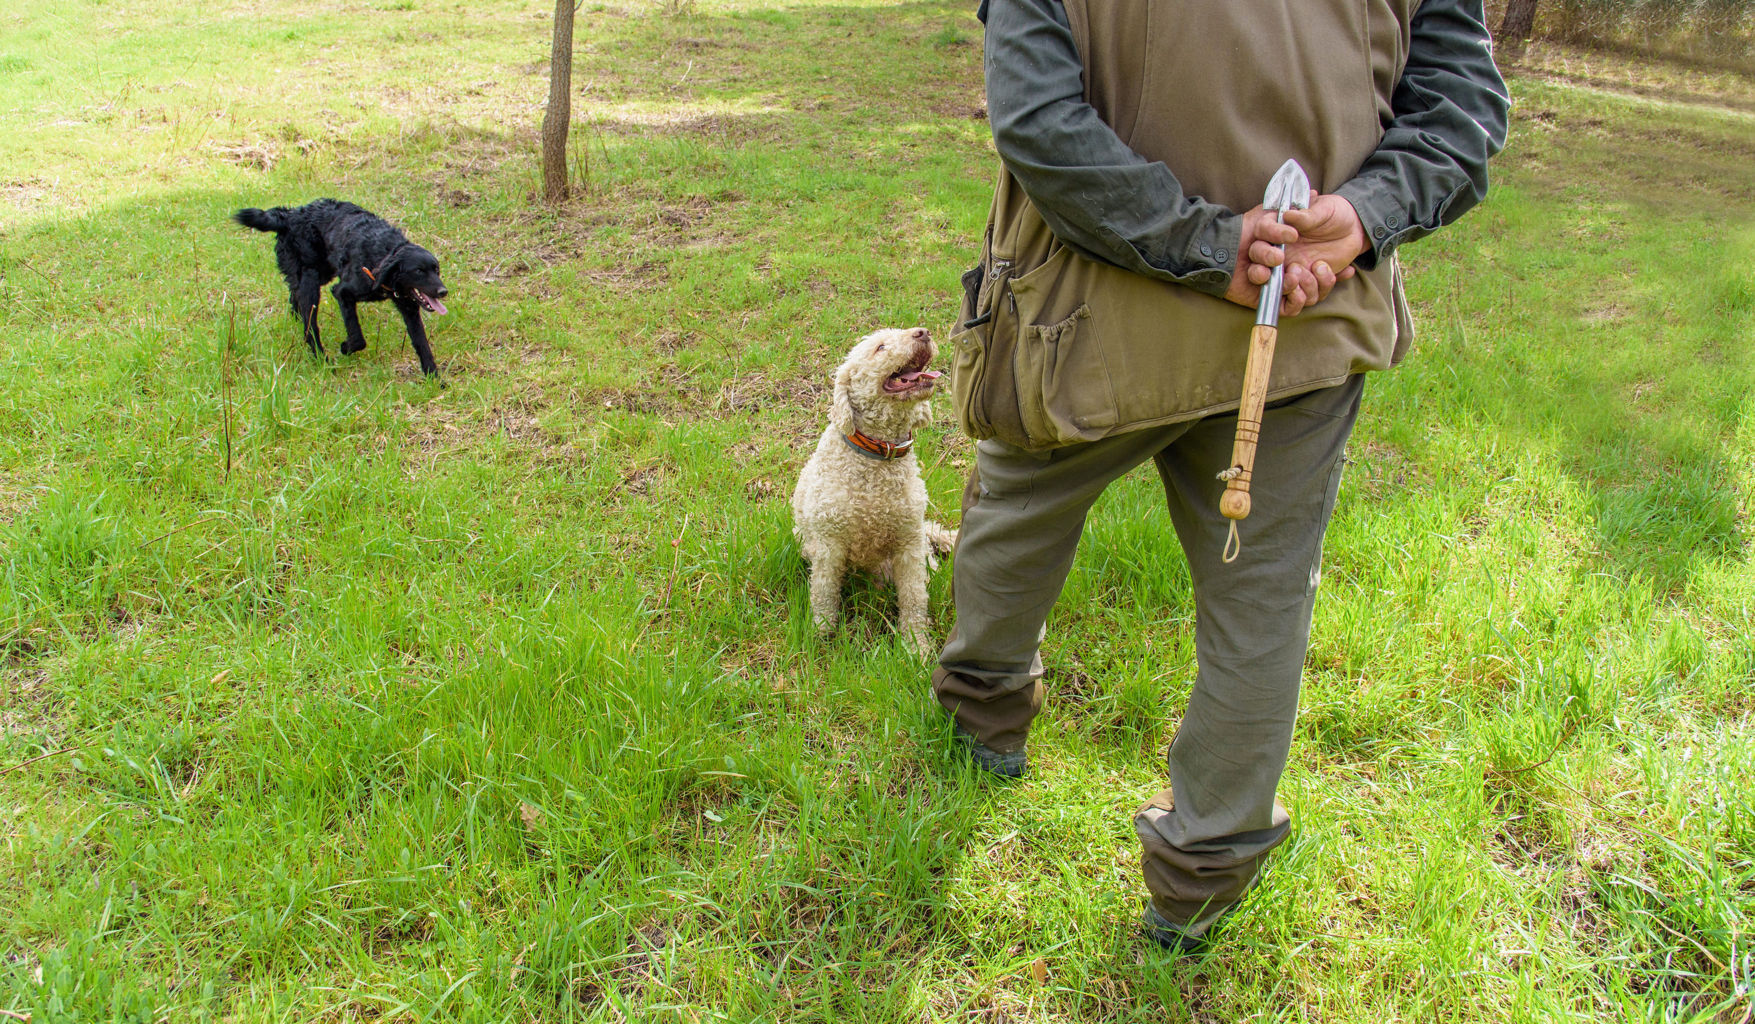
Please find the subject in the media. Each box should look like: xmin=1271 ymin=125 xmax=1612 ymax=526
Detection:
xmin=1228 ymin=193 xmax=1369 ymax=317
xmin=1225 ymin=204 xmax=1328 ymax=317
xmin=1278 ymin=193 xmax=1368 ymax=290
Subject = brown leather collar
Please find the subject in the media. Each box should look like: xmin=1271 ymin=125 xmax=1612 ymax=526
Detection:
xmin=842 ymin=429 xmax=913 ymax=460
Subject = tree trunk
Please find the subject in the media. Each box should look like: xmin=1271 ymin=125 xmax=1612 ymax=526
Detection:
xmin=1497 ymin=0 xmax=1539 ymax=62
xmin=541 ymin=0 xmax=575 ymax=203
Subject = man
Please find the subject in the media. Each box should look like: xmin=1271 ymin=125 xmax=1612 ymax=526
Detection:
xmin=934 ymin=0 xmax=1509 ymax=951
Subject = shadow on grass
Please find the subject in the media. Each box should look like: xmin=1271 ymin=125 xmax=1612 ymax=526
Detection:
xmin=1383 ymin=79 xmax=1755 ymax=596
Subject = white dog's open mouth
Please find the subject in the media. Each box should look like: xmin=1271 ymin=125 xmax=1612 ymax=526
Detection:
xmin=883 ymin=350 xmax=940 ymax=395
xmin=412 ymin=289 xmax=448 ymax=315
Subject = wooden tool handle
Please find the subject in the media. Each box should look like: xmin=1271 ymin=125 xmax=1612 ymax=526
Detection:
xmin=1220 ymin=323 xmax=1279 ymax=521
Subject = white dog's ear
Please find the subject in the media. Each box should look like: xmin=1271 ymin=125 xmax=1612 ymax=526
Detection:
xmin=829 ymin=363 xmax=856 ymax=435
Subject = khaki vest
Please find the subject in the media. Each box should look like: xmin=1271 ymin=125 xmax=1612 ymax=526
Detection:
xmin=952 ymin=0 xmax=1420 ymax=450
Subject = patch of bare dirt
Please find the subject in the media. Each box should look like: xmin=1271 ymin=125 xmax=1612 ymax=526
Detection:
xmin=586 ymin=259 xmax=670 ymax=292
xmin=396 ymin=397 xmax=582 ymax=470
xmin=210 ymin=139 xmax=308 ymax=172
xmin=583 ymin=357 xmax=821 ymax=416
xmin=711 ymin=370 xmax=819 ymax=415
xmin=365 ymin=912 xmax=434 ymax=956
xmin=1511 ymin=38 xmax=1755 ymax=108
xmin=474 ymin=236 xmax=586 ymax=284
xmin=588 ymin=363 xmax=700 ymax=416
xmin=438 ymin=187 xmax=477 ymax=209
xmin=0 ymin=667 xmax=55 ymax=740
xmin=573 ymin=920 xmax=671 ymax=1007
xmin=744 ymin=474 xmax=779 ymax=503
xmin=0 ymin=178 xmax=53 ymax=211
xmin=1350 ymin=440 xmax=1428 ymax=499
xmin=594 ymin=107 xmax=789 ymax=148
xmin=0 ymin=469 xmax=38 ymax=524
xmin=1489 ymin=810 xmax=1570 ymax=874
xmin=402 ymin=414 xmax=471 ymax=460
xmin=652 ymin=329 xmax=696 ymax=354
xmin=611 ymin=461 xmax=666 ymax=500
xmin=488 ymin=402 xmax=573 ymax=458
xmin=931 ymin=99 xmax=987 ymax=121
xmin=1046 ymin=659 xmax=1101 ymax=711
xmin=627 ymin=193 xmax=746 ymax=251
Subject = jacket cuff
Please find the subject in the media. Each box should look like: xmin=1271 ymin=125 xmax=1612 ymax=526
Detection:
xmin=1158 ymin=213 xmax=1242 ymax=299
xmin=1333 ymin=176 xmax=1414 ymax=272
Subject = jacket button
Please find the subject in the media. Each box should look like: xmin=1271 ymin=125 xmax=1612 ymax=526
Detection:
xmin=1387 ymin=214 xmax=1401 ymax=228
xmin=1215 ymin=249 xmax=1228 ymax=263
xmin=1199 ymin=244 xmax=1212 ymax=257
xmin=1372 ymin=225 xmax=1387 ymax=240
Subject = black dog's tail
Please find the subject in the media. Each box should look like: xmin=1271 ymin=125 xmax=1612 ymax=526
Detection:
xmin=233 ymin=207 xmax=290 ymax=233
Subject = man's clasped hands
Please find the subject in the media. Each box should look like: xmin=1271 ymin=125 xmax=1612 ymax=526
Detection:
xmin=1223 ymin=192 xmax=1371 ymax=318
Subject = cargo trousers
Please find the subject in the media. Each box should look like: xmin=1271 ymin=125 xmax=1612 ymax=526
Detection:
xmin=933 ymin=375 xmax=1364 ymax=938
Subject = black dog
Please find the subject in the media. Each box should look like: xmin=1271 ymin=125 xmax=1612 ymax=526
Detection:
xmin=234 ymin=199 xmax=449 ymax=376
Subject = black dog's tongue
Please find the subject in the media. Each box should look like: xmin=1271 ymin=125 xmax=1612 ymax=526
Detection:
xmin=413 ymin=290 xmax=448 ymax=315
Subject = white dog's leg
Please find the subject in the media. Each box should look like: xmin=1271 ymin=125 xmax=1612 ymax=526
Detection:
xmin=807 ymin=539 xmax=847 ymax=637
xmin=893 ymin=537 xmax=932 ymax=657
xmin=922 ymin=521 xmax=957 ymax=571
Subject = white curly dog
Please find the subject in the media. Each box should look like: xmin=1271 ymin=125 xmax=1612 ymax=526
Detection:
xmin=792 ymin=327 xmax=957 ymax=654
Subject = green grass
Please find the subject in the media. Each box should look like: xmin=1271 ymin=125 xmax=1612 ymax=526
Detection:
xmin=4 ymin=1 xmax=1755 ymax=1021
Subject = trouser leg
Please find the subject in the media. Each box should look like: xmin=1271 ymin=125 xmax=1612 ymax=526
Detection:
xmin=1134 ymin=376 xmax=1363 ymax=937
xmin=933 ymin=426 xmax=1191 ymax=752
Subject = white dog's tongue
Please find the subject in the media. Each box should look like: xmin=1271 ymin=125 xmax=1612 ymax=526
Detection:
xmin=898 ymin=370 xmax=941 ymax=384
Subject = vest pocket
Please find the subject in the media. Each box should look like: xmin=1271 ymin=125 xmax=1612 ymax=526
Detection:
xmin=950 ymin=322 xmax=992 ymax=440
xmin=1007 ymin=246 xmax=1120 ymax=447
xmin=1024 ymin=304 xmax=1118 ymax=446
xmin=950 ymin=261 xmax=1020 ymax=442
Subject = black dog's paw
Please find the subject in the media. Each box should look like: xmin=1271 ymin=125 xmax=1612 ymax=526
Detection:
xmin=341 ymin=339 xmax=366 ymax=355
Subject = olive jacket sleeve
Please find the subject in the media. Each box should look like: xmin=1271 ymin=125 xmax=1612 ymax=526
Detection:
xmin=980 ymin=0 xmax=1511 ymax=292
xmin=1331 ymin=0 xmax=1511 ymax=269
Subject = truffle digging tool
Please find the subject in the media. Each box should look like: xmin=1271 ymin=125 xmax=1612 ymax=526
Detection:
xmin=1219 ymin=158 xmax=1310 ymax=562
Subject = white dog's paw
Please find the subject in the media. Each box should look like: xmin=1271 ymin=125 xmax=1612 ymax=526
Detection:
xmin=900 ymin=622 xmax=935 ymax=659
xmin=925 ymin=521 xmax=957 ymax=563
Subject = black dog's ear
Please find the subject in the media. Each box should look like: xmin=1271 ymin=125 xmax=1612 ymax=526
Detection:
xmin=375 ymin=247 xmax=406 ymax=285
